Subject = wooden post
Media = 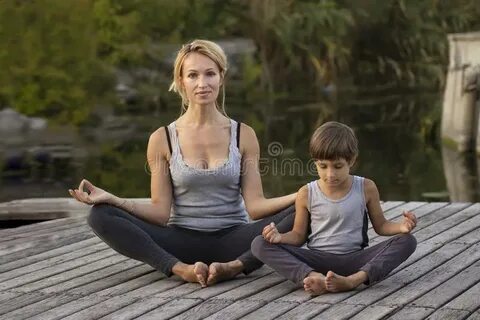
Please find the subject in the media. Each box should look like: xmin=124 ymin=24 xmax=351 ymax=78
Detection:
xmin=441 ymin=32 xmax=480 ymax=152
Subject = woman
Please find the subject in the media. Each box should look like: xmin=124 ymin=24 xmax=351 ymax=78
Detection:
xmin=69 ymin=39 xmax=296 ymax=287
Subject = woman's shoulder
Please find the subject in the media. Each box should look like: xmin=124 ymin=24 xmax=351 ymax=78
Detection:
xmin=147 ymin=126 xmax=170 ymax=156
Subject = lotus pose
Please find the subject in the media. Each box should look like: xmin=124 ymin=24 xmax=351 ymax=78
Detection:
xmin=69 ymin=40 xmax=296 ymax=287
xmin=251 ymin=121 xmax=417 ymax=295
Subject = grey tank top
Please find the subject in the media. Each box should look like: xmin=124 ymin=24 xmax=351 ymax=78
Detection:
xmin=166 ymin=119 xmax=249 ymax=231
xmin=307 ymin=175 xmax=368 ymax=254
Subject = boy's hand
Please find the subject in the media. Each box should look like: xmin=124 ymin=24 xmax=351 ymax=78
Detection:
xmin=400 ymin=211 xmax=417 ymax=233
xmin=262 ymin=222 xmax=282 ymax=243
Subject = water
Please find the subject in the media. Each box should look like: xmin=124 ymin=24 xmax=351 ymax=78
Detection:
xmin=1 ymin=89 xmax=479 ymax=203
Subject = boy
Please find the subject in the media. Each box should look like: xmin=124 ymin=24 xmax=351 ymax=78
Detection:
xmin=251 ymin=121 xmax=417 ymax=295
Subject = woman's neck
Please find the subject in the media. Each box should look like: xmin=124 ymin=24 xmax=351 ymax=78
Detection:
xmin=179 ymin=103 xmax=227 ymax=127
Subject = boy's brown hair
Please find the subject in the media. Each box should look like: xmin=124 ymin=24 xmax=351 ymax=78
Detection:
xmin=309 ymin=121 xmax=358 ymax=162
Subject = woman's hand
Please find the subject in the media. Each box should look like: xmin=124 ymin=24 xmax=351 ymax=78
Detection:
xmin=262 ymin=222 xmax=282 ymax=243
xmin=399 ymin=211 xmax=417 ymax=234
xmin=69 ymin=179 xmax=113 ymax=206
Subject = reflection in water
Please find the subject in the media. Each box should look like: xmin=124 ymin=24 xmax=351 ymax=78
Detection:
xmin=0 ymin=91 xmax=461 ymax=203
xmin=442 ymin=146 xmax=480 ymax=202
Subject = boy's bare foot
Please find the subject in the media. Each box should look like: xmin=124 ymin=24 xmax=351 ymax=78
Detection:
xmin=324 ymin=270 xmax=367 ymax=292
xmin=172 ymin=262 xmax=209 ymax=287
xmin=207 ymin=260 xmax=243 ymax=286
xmin=303 ymin=271 xmax=327 ymax=296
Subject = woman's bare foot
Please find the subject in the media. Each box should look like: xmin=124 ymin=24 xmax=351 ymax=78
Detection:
xmin=172 ymin=262 xmax=209 ymax=287
xmin=206 ymin=260 xmax=244 ymax=286
xmin=303 ymin=271 xmax=327 ymax=296
xmin=324 ymin=270 xmax=367 ymax=292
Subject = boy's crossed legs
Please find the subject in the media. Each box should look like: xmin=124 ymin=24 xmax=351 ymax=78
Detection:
xmin=251 ymin=233 xmax=416 ymax=295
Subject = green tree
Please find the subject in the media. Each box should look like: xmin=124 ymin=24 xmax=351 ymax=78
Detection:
xmin=0 ymin=0 xmax=113 ymax=124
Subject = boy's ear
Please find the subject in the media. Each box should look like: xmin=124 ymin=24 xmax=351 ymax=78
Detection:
xmin=349 ymin=156 xmax=357 ymax=167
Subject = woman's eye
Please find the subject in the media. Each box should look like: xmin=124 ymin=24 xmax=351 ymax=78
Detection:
xmin=188 ymin=73 xmax=196 ymax=78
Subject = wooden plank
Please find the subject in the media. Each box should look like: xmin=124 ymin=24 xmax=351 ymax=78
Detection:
xmin=204 ymin=281 xmax=298 ymax=319
xmin=368 ymin=202 xmax=426 ymax=229
xmin=206 ymin=273 xmax=285 ymax=301
xmin=408 ymin=260 xmax=480 ymax=309
xmin=67 ymin=266 xmax=159 ymax=297
xmin=344 ymin=242 xmax=467 ymax=306
xmin=30 ymin=272 xmax=168 ymax=320
xmin=0 ymin=225 xmax=94 ymax=257
xmin=277 ymin=302 xmax=330 ymax=320
xmin=173 ymin=273 xmax=285 ymax=320
xmin=0 ymin=292 xmax=54 ymax=316
xmin=183 ymin=267 xmax=273 ymax=300
xmin=310 ymin=221 xmax=480 ymax=307
xmin=0 ymin=249 xmax=119 ymax=291
xmin=0 ymin=198 xmax=90 ymax=221
xmin=0 ymin=292 xmax=20 ymax=304
xmin=381 ymin=201 xmax=405 ymax=212
xmin=137 ymin=298 xmax=204 ymax=320
xmin=0 ymin=217 xmax=85 ymax=243
xmin=0 ymin=216 xmax=82 ymax=237
xmin=466 ymin=311 xmax=480 ymax=320
xmin=310 ymin=304 xmax=365 ymax=320
xmin=291 ymin=227 xmax=480 ymax=318
xmin=368 ymin=202 xmax=455 ymax=244
xmin=425 ymin=308 xmax=471 ymax=320
xmin=16 ymin=254 xmax=128 ymax=293
xmin=104 ymin=267 xmax=277 ymax=320
xmin=98 ymin=296 xmax=175 ymax=320
xmin=0 ymin=231 xmax=96 ymax=264
xmin=349 ymin=305 xmax=397 ymax=320
xmin=386 ymin=306 xmax=435 ymax=320
xmin=372 ymin=243 xmax=480 ymax=307
xmin=407 ymin=203 xmax=480 ymax=243
xmin=241 ymin=301 xmax=299 ymax=320
xmin=3 ymin=266 xmax=158 ymax=319
xmin=241 ymin=286 xmax=314 ymax=320
xmin=0 ymin=242 xmax=108 ymax=282
xmin=39 ymin=259 xmax=143 ymax=294
xmin=59 ymin=279 xmax=185 ymax=320
xmin=441 ymin=281 xmax=480 ymax=312
xmin=0 ymin=237 xmax=100 ymax=273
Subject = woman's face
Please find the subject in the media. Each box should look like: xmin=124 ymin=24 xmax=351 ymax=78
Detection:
xmin=181 ymin=52 xmax=221 ymax=107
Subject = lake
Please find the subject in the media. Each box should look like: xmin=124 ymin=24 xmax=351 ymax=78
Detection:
xmin=1 ymin=87 xmax=479 ymax=203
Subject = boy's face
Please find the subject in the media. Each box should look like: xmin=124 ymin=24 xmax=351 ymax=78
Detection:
xmin=315 ymin=158 xmax=354 ymax=187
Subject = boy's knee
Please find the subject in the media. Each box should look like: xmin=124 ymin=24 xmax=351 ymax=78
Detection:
xmin=251 ymin=235 xmax=268 ymax=258
xmin=399 ymin=233 xmax=417 ymax=254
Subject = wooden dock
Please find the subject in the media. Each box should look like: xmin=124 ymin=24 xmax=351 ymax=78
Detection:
xmin=1 ymin=201 xmax=480 ymax=319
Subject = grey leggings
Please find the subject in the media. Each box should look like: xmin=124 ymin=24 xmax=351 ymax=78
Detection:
xmin=87 ymin=204 xmax=295 ymax=276
xmin=251 ymin=233 xmax=417 ymax=285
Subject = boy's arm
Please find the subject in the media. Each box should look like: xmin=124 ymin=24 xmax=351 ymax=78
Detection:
xmin=365 ymin=179 xmax=417 ymax=236
xmin=278 ymin=185 xmax=310 ymax=245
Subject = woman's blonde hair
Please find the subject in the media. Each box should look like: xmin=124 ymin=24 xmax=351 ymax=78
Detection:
xmin=169 ymin=39 xmax=228 ymax=115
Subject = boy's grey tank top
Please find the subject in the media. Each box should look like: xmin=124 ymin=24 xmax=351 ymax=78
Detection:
xmin=307 ymin=176 xmax=368 ymax=254
xmin=166 ymin=119 xmax=248 ymax=231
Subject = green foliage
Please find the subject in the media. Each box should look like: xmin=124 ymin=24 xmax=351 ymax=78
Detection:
xmin=1 ymin=0 xmax=480 ymax=124
xmin=0 ymin=0 xmax=114 ymax=124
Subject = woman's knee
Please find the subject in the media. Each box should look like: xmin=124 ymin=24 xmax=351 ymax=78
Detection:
xmin=87 ymin=203 xmax=115 ymax=233
xmin=251 ymin=235 xmax=269 ymax=258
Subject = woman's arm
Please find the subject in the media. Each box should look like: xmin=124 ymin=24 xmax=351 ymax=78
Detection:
xmin=365 ymin=179 xmax=417 ymax=236
xmin=240 ymin=124 xmax=297 ymax=220
xmin=113 ymin=128 xmax=173 ymax=225
xmin=72 ymin=128 xmax=173 ymax=226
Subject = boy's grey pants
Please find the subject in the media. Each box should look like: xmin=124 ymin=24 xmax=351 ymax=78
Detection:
xmin=251 ymin=233 xmax=416 ymax=285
